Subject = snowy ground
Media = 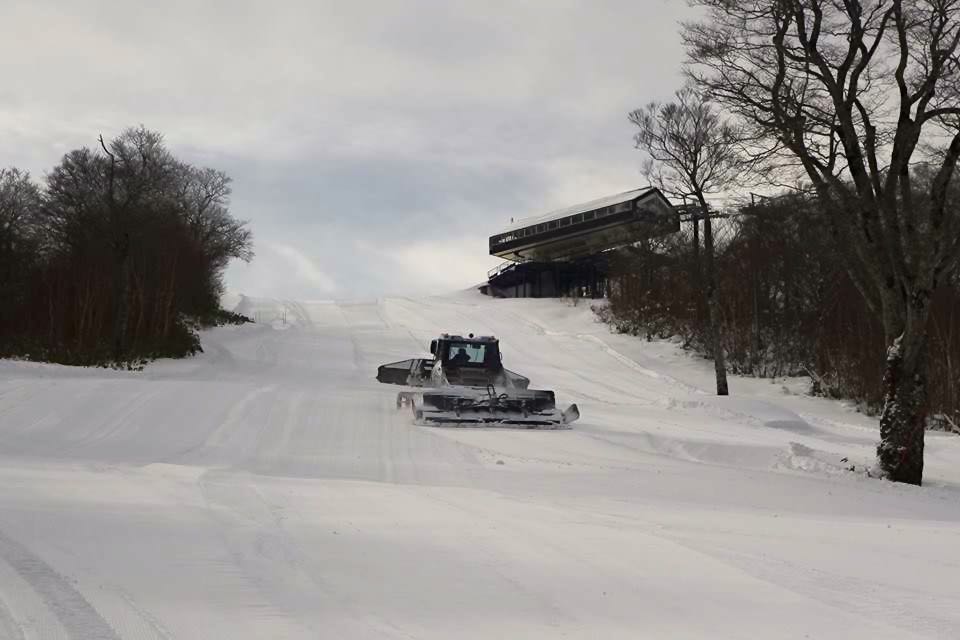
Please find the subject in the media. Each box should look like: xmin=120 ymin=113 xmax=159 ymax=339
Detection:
xmin=1 ymin=291 xmax=959 ymax=639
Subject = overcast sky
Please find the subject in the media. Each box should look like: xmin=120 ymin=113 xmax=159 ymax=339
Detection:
xmin=2 ymin=0 xmax=695 ymax=299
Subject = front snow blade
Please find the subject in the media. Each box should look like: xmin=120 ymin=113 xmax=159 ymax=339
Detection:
xmin=409 ymin=387 xmax=576 ymax=429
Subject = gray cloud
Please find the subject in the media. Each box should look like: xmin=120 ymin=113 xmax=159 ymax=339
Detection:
xmin=1 ymin=0 xmax=695 ymax=298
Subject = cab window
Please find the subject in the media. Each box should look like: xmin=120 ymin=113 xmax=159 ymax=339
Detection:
xmin=446 ymin=342 xmax=487 ymax=365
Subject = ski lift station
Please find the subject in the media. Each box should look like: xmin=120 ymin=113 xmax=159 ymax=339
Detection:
xmin=482 ymin=187 xmax=680 ymax=298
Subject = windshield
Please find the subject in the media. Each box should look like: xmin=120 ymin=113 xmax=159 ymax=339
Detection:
xmin=446 ymin=342 xmax=487 ymax=366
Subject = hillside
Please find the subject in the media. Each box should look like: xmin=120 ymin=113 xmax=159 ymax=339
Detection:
xmin=0 ymin=291 xmax=958 ymax=639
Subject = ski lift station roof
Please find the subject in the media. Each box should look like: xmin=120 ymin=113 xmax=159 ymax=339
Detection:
xmin=489 ymin=187 xmax=680 ymax=263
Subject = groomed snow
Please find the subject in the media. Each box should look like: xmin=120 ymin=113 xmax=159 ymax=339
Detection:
xmin=0 ymin=291 xmax=958 ymax=639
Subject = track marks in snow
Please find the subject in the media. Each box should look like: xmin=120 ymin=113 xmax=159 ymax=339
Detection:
xmin=337 ymin=300 xmax=391 ymax=330
xmin=111 ymin=591 xmax=175 ymax=640
xmin=64 ymin=386 xmax=168 ymax=455
xmin=196 ymin=472 xmax=321 ymax=639
xmin=499 ymin=307 xmax=703 ymax=395
xmin=0 ymin=592 xmax=25 ymax=640
xmin=0 ymin=529 xmax=119 ymax=640
xmin=196 ymin=471 xmax=402 ymax=639
xmin=204 ymin=384 xmax=278 ymax=449
xmin=676 ymin=535 xmax=957 ymax=639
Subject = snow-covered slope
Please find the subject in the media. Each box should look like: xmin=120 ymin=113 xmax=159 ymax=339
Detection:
xmin=0 ymin=291 xmax=958 ymax=639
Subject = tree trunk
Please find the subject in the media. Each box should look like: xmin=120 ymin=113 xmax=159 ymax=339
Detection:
xmin=691 ymin=216 xmax=705 ymax=330
xmin=111 ymin=236 xmax=130 ymax=361
xmin=876 ymin=308 xmax=930 ymax=485
xmin=701 ymin=206 xmax=729 ymax=396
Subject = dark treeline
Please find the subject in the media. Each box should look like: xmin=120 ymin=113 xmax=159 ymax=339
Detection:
xmin=602 ymin=192 xmax=960 ymax=432
xmin=0 ymin=127 xmax=253 ymax=366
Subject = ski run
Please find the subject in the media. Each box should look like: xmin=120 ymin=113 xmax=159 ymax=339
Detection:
xmin=0 ymin=290 xmax=958 ymax=639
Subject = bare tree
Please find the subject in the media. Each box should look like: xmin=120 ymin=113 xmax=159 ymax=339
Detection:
xmin=684 ymin=0 xmax=960 ymax=484
xmin=630 ymin=85 xmax=743 ymax=395
xmin=0 ymin=168 xmax=42 ymax=316
xmin=0 ymin=168 xmax=42 ymax=248
xmin=97 ymin=127 xmax=180 ymax=359
xmin=175 ymin=164 xmax=253 ymax=269
xmin=33 ymin=126 xmax=253 ymax=363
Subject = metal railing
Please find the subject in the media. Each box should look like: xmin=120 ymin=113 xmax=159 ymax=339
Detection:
xmin=487 ymin=261 xmax=518 ymax=280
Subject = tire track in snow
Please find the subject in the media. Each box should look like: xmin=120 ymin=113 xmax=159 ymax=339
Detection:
xmin=0 ymin=529 xmax=119 ymax=640
xmin=0 ymin=591 xmax=26 ymax=640
xmin=64 ymin=385 xmax=168 ymax=455
xmin=672 ymin=537 xmax=957 ymax=638
xmin=114 ymin=590 xmax=175 ymax=640
xmin=482 ymin=306 xmax=662 ymax=403
xmin=196 ymin=470 xmax=405 ymax=639
xmin=204 ymin=384 xmax=278 ymax=448
xmin=501 ymin=308 xmax=704 ymax=395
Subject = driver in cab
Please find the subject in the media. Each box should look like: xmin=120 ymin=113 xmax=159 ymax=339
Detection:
xmin=448 ymin=347 xmax=472 ymax=367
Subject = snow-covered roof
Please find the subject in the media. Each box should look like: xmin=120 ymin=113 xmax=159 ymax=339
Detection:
xmin=502 ymin=186 xmax=657 ymax=232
